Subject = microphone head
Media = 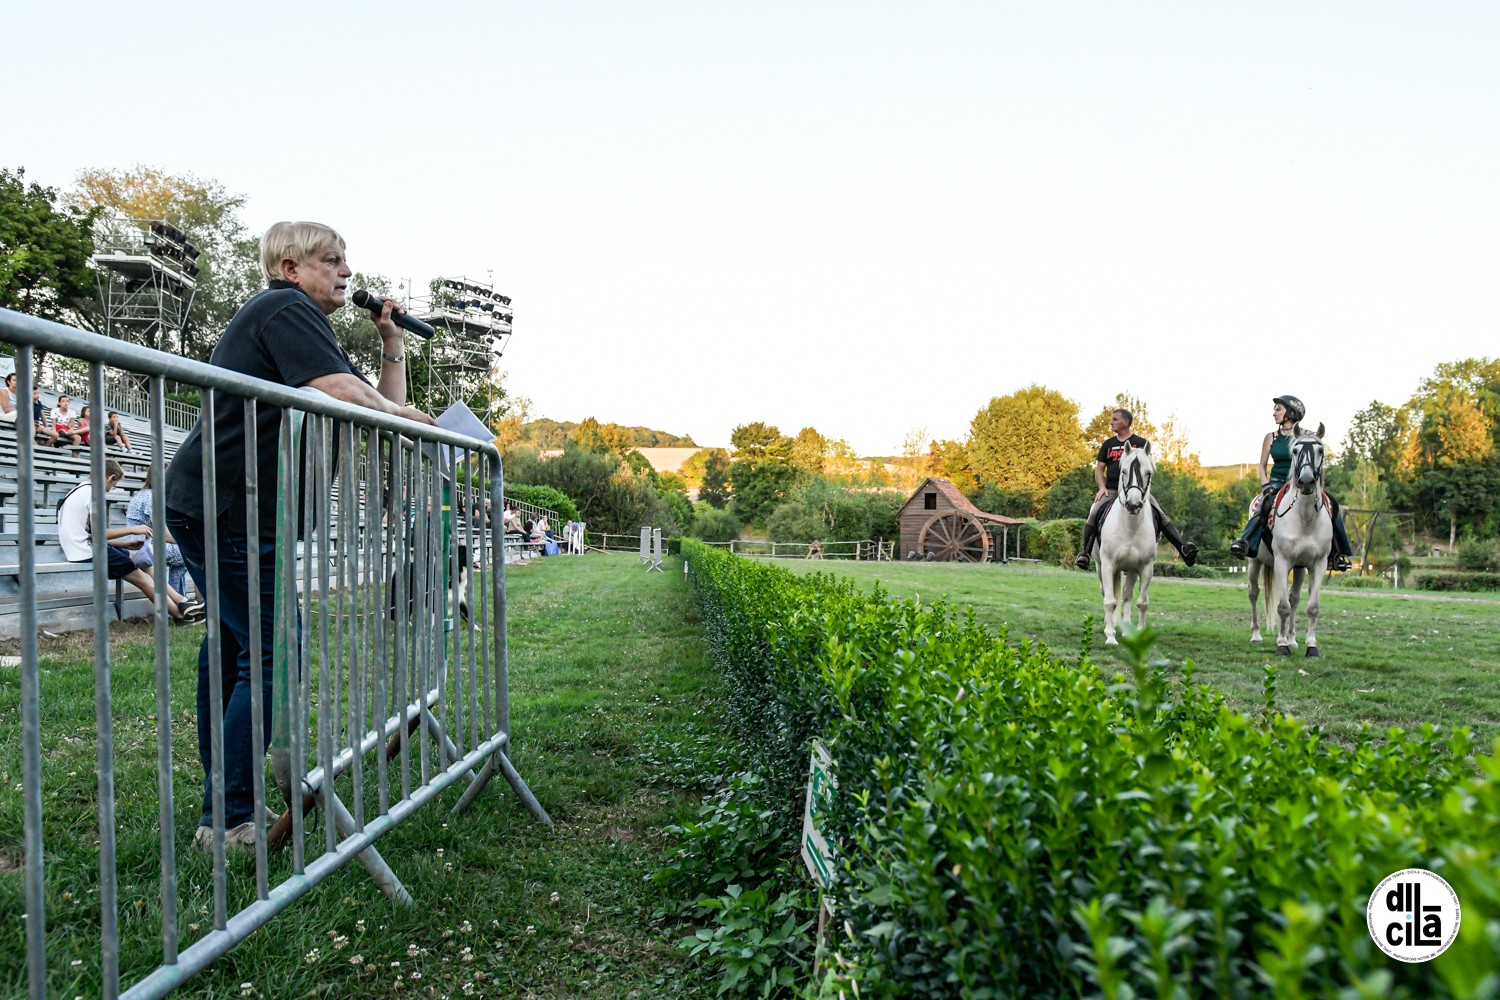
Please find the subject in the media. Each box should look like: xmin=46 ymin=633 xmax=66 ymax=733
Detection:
xmin=351 ymin=288 xmax=377 ymax=311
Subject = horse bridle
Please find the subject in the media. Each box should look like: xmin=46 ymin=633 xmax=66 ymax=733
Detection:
xmin=1119 ymin=453 xmax=1151 ymax=512
xmin=1278 ymin=436 xmax=1325 ymax=515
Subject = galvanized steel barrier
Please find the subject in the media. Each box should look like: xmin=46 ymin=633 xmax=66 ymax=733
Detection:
xmin=0 ymin=307 xmax=551 ymax=999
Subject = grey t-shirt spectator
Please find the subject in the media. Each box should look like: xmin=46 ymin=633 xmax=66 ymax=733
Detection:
xmin=165 ymin=280 xmax=370 ymax=530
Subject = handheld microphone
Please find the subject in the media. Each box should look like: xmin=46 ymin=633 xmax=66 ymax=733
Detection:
xmin=352 ymin=289 xmax=436 ymax=340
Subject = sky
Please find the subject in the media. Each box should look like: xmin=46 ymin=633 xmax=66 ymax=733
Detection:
xmin=8 ymin=2 xmax=1498 ymax=464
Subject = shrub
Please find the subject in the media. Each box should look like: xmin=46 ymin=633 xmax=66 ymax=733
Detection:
xmin=1028 ymin=517 xmax=1084 ymax=565
xmin=690 ymin=507 xmax=741 ymax=544
xmin=679 ymin=538 xmax=1500 ymax=998
xmin=1416 ymin=572 xmax=1500 ymax=592
xmin=502 ymin=483 xmax=580 ymax=523
xmin=766 ymin=501 xmax=825 ymax=543
xmin=1458 ymin=538 xmax=1500 ymax=573
xmin=1330 ymin=574 xmax=1389 ymax=589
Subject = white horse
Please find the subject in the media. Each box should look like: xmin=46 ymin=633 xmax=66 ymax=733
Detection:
xmin=1095 ymin=442 xmax=1157 ymax=645
xmin=1248 ymin=425 xmax=1332 ymax=656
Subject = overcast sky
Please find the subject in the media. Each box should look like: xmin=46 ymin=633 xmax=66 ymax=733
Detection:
xmin=9 ymin=2 xmax=1498 ymax=463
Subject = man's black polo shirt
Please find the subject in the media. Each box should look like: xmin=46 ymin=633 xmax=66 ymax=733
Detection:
xmin=1096 ymin=433 xmax=1149 ymax=491
xmin=165 ymin=281 xmax=371 ymax=530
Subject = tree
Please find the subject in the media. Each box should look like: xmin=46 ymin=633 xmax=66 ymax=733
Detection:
xmin=790 ymin=427 xmax=827 ymax=474
xmin=925 ymin=439 xmax=976 ymax=493
xmin=730 ymin=421 xmax=786 ymax=457
xmin=0 ymin=167 xmax=99 ymax=323
xmin=1153 ymin=412 xmax=1201 ymax=471
xmin=68 ymin=165 xmax=261 ymax=359
xmin=729 ymin=458 xmax=800 ymax=527
xmin=968 ymin=385 xmax=1090 ymax=493
xmin=697 ymin=449 xmax=731 ymax=508
xmin=1042 ymin=465 xmax=1096 ymax=519
xmin=1341 ymin=401 xmax=1409 ymax=472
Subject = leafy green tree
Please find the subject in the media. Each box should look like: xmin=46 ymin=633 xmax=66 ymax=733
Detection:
xmin=68 ymin=165 xmax=260 ymax=359
xmin=1042 ymin=464 xmax=1096 ymax=519
xmin=699 ymin=449 xmax=731 ymax=509
xmin=1152 ymin=467 xmax=1224 ymax=557
xmin=729 ymin=458 xmax=800 ymax=527
xmin=968 ymin=385 xmax=1090 ymax=493
xmin=968 ymin=483 xmax=1042 ymax=519
xmin=789 ymin=427 xmax=826 ymax=474
xmin=730 ymin=421 xmax=786 ymax=458
xmin=925 ymin=439 xmax=976 ymax=493
xmin=0 ymin=167 xmax=99 ymax=324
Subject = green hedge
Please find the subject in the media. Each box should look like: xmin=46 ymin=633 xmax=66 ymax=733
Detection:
xmin=1331 ymin=574 xmax=1391 ymax=589
xmin=1416 ymin=572 xmax=1500 ymax=593
xmin=1151 ymin=561 xmax=1221 ymax=579
xmin=680 ymin=538 xmax=1500 ymax=997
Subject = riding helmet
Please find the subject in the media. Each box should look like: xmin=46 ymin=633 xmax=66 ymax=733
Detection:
xmin=1272 ymin=395 xmax=1305 ymax=423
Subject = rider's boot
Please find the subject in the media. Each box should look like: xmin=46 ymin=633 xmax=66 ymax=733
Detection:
xmin=1154 ymin=510 xmax=1199 ymax=566
xmin=1074 ymin=522 xmax=1097 ymax=570
xmin=1230 ymin=520 xmax=1259 ymax=560
xmin=1325 ymin=493 xmax=1354 ymax=571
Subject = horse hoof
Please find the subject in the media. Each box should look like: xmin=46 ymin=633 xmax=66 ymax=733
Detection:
xmin=1275 ymin=645 xmax=1291 ymax=656
xmin=1104 ymin=636 xmax=1118 ymax=646
xmin=1305 ymin=646 xmax=1320 ymax=658
xmin=1250 ymin=635 xmax=1262 ymax=643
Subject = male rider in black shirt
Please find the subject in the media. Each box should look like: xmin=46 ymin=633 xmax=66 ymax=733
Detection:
xmin=1074 ymin=408 xmax=1199 ymax=570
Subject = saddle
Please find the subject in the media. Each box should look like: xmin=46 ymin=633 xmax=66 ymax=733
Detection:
xmin=1259 ymin=484 xmax=1333 ymax=537
xmin=1097 ymin=496 xmax=1162 ymax=540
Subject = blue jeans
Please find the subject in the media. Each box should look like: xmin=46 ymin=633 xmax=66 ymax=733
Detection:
xmin=166 ymin=510 xmax=281 ymax=829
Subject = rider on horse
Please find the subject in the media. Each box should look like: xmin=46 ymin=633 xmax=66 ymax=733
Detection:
xmin=1074 ymin=408 xmax=1199 ymax=570
xmin=1228 ymin=394 xmax=1353 ymax=570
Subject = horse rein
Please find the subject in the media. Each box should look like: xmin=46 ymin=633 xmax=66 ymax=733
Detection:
xmin=1118 ymin=455 xmax=1151 ymax=511
xmin=1277 ymin=437 xmax=1325 ymax=516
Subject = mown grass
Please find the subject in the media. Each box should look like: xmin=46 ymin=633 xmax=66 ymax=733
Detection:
xmin=780 ymin=559 xmax=1500 ymax=750
xmin=0 ymin=552 xmax=720 ymax=999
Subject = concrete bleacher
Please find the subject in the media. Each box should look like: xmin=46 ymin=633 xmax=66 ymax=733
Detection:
xmin=1 ymin=383 xmax=565 ymax=636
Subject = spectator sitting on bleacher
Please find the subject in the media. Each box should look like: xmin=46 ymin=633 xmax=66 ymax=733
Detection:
xmin=503 ymin=502 xmax=521 ymax=534
xmin=53 ymin=395 xmax=84 ymax=447
xmin=104 ymin=411 xmax=133 ymax=452
xmin=534 ymin=514 xmax=553 ymax=541
xmin=76 ymin=405 xmax=93 ymax=446
xmin=126 ymin=467 xmax=187 ymax=597
xmin=59 ymin=459 xmax=204 ymax=624
xmin=31 ymin=388 xmax=59 ymax=447
xmin=0 ymin=373 xmax=16 ymax=425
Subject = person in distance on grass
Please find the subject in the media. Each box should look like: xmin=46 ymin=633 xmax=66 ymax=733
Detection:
xmin=58 ymin=458 xmax=204 ymax=623
xmin=1074 ymin=408 xmax=1199 ymax=571
xmin=165 ymin=220 xmax=436 ymax=853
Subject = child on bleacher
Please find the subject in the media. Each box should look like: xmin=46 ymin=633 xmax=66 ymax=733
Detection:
xmin=31 ymin=389 xmax=59 ymax=447
xmin=75 ymin=405 xmax=93 ymax=446
xmin=104 ymin=411 xmax=133 ymax=452
xmin=53 ymin=395 xmax=84 ymax=447
xmin=58 ymin=459 xmax=204 ymax=624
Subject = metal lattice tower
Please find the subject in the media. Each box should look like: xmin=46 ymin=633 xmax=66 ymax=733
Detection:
xmin=411 ymin=275 xmax=513 ymax=422
xmin=92 ymin=217 xmax=199 ymax=354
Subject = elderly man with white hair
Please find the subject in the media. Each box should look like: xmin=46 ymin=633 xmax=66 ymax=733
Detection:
xmin=166 ymin=221 xmax=435 ymax=851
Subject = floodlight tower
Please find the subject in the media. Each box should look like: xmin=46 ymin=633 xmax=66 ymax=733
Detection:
xmin=411 ymin=276 xmax=513 ymax=424
xmin=92 ymin=218 xmax=199 ymax=354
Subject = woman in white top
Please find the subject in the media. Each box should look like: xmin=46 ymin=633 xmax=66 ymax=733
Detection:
xmin=0 ymin=373 xmax=17 ymax=424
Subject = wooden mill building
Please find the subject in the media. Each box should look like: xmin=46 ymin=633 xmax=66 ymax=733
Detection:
xmin=898 ymin=477 xmax=1026 ymax=562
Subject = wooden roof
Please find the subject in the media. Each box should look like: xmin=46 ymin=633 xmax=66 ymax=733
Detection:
xmin=899 ymin=477 xmax=1026 ymax=525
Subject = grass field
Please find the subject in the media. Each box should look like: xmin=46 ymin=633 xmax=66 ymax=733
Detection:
xmin=0 ymin=552 xmax=721 ymax=1000
xmin=780 ymin=558 xmax=1500 ymax=752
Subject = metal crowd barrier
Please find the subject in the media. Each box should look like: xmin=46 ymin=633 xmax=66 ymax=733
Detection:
xmin=0 ymin=306 xmax=551 ymax=999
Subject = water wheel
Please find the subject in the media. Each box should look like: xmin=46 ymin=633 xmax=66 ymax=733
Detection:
xmin=918 ymin=510 xmax=991 ymax=562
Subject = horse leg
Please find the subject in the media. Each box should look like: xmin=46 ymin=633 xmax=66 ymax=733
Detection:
xmin=1302 ymin=566 xmax=1321 ymax=656
xmin=1273 ymin=553 xmax=1294 ymax=655
xmin=1100 ymin=559 xmax=1120 ymax=645
xmin=1288 ymin=567 xmax=1304 ymax=648
xmin=1136 ymin=562 xmax=1153 ymax=629
xmin=1248 ymin=559 xmax=1263 ymax=642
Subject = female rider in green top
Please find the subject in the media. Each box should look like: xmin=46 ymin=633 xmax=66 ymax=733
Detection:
xmin=1229 ymin=395 xmax=1352 ymax=570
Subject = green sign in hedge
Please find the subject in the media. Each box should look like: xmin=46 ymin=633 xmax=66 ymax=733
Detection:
xmin=680 ymin=539 xmax=1500 ymax=998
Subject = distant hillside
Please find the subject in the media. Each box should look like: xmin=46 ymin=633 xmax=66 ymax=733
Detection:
xmin=521 ymin=418 xmax=697 ymax=450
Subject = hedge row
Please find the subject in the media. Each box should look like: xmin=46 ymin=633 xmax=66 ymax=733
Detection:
xmin=680 ymin=538 xmax=1500 ymax=998
xmin=1416 ymin=572 xmax=1500 ymax=593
